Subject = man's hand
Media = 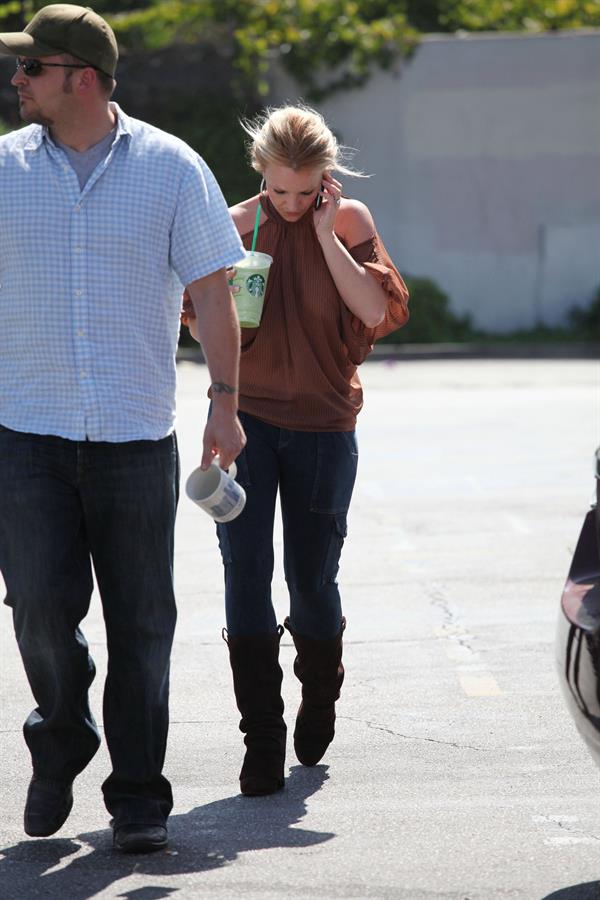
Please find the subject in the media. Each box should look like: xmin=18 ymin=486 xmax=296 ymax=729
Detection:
xmin=201 ymin=404 xmax=246 ymax=471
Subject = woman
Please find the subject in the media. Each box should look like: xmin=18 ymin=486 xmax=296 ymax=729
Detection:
xmin=184 ymin=105 xmax=409 ymax=796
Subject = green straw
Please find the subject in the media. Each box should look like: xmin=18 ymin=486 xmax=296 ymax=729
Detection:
xmin=250 ymin=197 xmax=262 ymax=253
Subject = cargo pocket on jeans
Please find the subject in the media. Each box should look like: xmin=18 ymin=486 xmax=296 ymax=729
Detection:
xmin=310 ymin=431 xmax=358 ymax=515
xmin=321 ymin=514 xmax=348 ymax=586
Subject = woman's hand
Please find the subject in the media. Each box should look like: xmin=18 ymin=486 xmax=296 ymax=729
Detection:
xmin=313 ymin=172 xmax=343 ymax=238
xmin=227 ymin=267 xmax=240 ymax=295
xmin=180 ymin=287 xmax=195 ymax=327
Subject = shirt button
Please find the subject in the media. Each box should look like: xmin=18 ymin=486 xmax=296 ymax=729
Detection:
xmin=80 ymin=369 xmax=86 ymax=378
xmin=76 ymin=329 xmax=85 ymax=337
xmin=75 ymin=204 xmax=82 ymax=212
xmin=74 ymin=246 xmax=83 ymax=253
xmin=74 ymin=289 xmax=83 ymax=297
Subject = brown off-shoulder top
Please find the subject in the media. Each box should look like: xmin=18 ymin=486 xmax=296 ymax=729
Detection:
xmin=236 ymin=194 xmax=409 ymax=432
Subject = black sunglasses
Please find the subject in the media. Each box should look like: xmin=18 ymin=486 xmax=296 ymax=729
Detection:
xmin=15 ymin=58 xmax=101 ymax=78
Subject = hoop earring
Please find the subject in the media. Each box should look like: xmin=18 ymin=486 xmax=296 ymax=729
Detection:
xmin=260 ymin=178 xmax=266 ymax=194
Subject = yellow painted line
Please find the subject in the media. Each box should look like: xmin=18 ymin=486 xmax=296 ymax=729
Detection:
xmin=459 ymin=674 xmax=503 ymax=696
xmin=433 ymin=608 xmax=502 ymax=696
xmin=434 ymin=625 xmax=467 ymax=637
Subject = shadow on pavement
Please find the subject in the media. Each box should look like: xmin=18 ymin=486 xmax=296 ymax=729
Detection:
xmin=542 ymin=884 xmax=600 ymax=899
xmin=0 ymin=765 xmax=334 ymax=900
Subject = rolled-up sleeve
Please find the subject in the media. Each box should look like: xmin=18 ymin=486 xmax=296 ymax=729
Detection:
xmin=170 ymin=156 xmax=245 ymax=287
xmin=340 ymin=233 xmax=409 ymax=364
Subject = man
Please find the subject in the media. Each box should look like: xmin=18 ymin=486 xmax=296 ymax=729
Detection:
xmin=0 ymin=4 xmax=246 ymax=853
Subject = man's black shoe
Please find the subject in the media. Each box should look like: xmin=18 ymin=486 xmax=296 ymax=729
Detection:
xmin=113 ymin=824 xmax=168 ymax=854
xmin=24 ymin=777 xmax=73 ymax=837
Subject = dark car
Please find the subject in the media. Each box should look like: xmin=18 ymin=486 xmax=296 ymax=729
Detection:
xmin=556 ymin=447 xmax=600 ymax=765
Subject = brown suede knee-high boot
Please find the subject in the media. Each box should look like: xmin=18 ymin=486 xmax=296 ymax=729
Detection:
xmin=283 ymin=617 xmax=346 ymax=767
xmin=223 ymin=626 xmax=286 ymax=795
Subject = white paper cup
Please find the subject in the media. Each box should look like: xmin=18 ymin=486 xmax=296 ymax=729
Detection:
xmin=185 ymin=460 xmax=246 ymax=523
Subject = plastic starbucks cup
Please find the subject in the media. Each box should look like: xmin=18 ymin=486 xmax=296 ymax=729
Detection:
xmin=230 ymin=250 xmax=273 ymax=328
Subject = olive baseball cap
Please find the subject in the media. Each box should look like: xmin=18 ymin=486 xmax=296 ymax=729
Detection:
xmin=0 ymin=4 xmax=118 ymax=77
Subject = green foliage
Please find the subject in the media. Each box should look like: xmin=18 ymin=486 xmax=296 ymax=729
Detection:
xmin=0 ymin=0 xmax=64 ymax=23
xmin=567 ymin=288 xmax=600 ymax=340
xmin=380 ymin=275 xmax=480 ymax=343
xmin=0 ymin=116 xmax=12 ymax=135
xmin=0 ymin=1 xmax=24 ymax=28
xmin=102 ymin=0 xmax=600 ymax=105
xmin=231 ymin=0 xmax=418 ymax=101
xmin=108 ymin=0 xmax=418 ymax=101
xmin=379 ymin=278 xmax=600 ymax=344
xmin=3 ymin=0 xmax=599 ymax=104
xmin=438 ymin=0 xmax=600 ymax=32
xmin=404 ymin=0 xmax=448 ymax=31
xmin=106 ymin=2 xmax=223 ymax=54
xmin=147 ymin=94 xmax=259 ymax=206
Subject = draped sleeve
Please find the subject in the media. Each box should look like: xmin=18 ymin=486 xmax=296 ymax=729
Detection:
xmin=340 ymin=232 xmax=409 ymax=365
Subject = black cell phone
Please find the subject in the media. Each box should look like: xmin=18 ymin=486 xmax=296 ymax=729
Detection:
xmin=314 ymin=183 xmax=324 ymax=210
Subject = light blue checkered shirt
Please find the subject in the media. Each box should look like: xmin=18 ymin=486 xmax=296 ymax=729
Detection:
xmin=0 ymin=104 xmax=245 ymax=441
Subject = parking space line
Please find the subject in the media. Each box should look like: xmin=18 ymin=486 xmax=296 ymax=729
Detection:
xmin=459 ymin=673 xmax=503 ymax=696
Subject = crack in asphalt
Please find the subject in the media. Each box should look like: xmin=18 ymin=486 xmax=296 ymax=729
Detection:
xmin=429 ymin=583 xmax=479 ymax=654
xmin=536 ymin=814 xmax=600 ymax=842
xmin=339 ymin=715 xmax=485 ymax=751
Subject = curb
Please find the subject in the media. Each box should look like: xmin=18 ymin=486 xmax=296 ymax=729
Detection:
xmin=177 ymin=342 xmax=600 ymax=364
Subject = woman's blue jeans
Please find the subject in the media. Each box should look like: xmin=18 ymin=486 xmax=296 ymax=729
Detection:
xmin=217 ymin=412 xmax=358 ymax=640
xmin=0 ymin=426 xmax=179 ymax=827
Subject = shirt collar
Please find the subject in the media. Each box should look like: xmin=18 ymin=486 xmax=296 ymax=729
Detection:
xmin=109 ymin=103 xmax=134 ymax=142
xmin=24 ymin=102 xmax=132 ymax=152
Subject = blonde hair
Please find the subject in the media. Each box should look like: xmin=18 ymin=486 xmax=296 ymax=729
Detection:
xmin=241 ymin=104 xmax=365 ymax=177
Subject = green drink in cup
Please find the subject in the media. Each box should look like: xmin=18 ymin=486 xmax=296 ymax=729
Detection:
xmin=229 ymin=197 xmax=273 ymax=327
xmin=230 ymin=250 xmax=272 ymax=328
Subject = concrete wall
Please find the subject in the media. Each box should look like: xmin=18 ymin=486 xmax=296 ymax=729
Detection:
xmin=271 ymin=31 xmax=600 ymax=331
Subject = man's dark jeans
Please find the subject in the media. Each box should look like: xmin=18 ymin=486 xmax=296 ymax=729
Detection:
xmin=217 ymin=412 xmax=358 ymax=640
xmin=0 ymin=426 xmax=179 ymax=827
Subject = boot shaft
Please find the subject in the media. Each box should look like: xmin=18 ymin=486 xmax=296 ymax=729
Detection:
xmin=284 ymin=617 xmax=346 ymax=705
xmin=223 ymin=626 xmax=285 ymax=726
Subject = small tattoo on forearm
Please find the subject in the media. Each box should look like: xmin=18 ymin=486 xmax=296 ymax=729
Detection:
xmin=211 ymin=382 xmax=237 ymax=395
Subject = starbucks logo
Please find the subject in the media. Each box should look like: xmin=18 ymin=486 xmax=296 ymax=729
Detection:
xmin=246 ymin=273 xmax=265 ymax=298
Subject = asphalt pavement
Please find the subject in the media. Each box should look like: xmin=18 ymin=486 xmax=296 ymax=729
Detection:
xmin=1 ymin=357 xmax=599 ymax=900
